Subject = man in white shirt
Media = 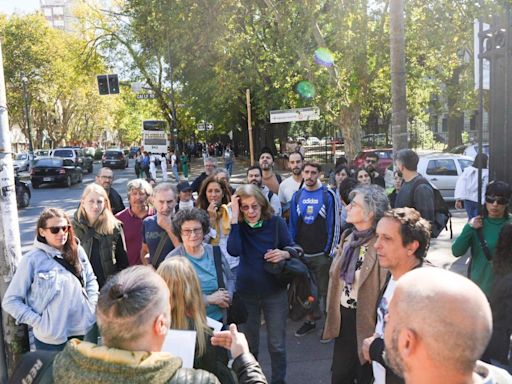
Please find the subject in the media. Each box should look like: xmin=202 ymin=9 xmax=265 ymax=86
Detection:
xmin=361 ymin=207 xmax=431 ymax=384
xmin=246 ymin=165 xmax=282 ymax=216
xmin=278 ymin=152 xmax=304 ymax=220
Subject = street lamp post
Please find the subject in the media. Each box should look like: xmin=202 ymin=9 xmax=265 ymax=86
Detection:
xmin=21 ymin=77 xmax=34 ymax=155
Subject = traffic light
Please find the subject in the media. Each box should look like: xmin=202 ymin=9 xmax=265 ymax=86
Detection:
xmin=96 ymin=74 xmax=120 ymax=95
xmin=108 ymin=74 xmax=119 ymax=94
xmin=97 ymin=75 xmax=109 ymax=95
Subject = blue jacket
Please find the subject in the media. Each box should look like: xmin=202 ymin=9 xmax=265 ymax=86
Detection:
xmin=2 ymin=238 xmax=99 ymax=345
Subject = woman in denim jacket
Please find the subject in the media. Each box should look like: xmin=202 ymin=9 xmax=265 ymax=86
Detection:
xmin=2 ymin=208 xmax=99 ymax=351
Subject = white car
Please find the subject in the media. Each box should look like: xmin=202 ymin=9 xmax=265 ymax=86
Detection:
xmin=306 ymin=136 xmax=320 ymax=146
xmin=417 ymin=153 xmax=474 ymax=202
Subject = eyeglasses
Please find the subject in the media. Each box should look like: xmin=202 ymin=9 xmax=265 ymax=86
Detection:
xmin=99 ymin=175 xmax=113 ymax=180
xmin=46 ymin=225 xmax=71 ymax=234
xmin=485 ymin=196 xmax=509 ymax=205
xmin=181 ymin=228 xmax=203 ymax=237
xmin=365 ymin=159 xmax=377 ymax=164
xmin=240 ymin=204 xmax=261 ymax=212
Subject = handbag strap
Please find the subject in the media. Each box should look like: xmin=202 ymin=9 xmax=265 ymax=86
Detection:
xmin=273 ymin=218 xmax=279 ymax=250
xmin=150 ymin=233 xmax=169 ymax=267
xmin=53 ymin=256 xmax=84 ymax=287
xmin=212 ymin=246 xmax=225 ymax=289
xmin=475 ymin=228 xmax=493 ymax=261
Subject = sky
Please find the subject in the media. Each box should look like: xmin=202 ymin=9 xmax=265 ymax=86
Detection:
xmin=0 ymin=0 xmax=40 ymax=15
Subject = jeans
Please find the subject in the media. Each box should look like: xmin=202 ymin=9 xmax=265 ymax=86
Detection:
xmin=239 ymin=289 xmax=288 ymax=384
xmin=464 ymin=199 xmax=481 ymax=220
xmin=172 ymin=165 xmax=180 ymax=182
xmin=225 ymin=161 xmax=233 ymax=177
xmin=34 ymin=335 xmax=83 ymax=351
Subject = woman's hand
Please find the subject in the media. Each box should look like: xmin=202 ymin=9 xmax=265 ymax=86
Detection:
xmin=469 ymin=215 xmax=483 ymax=229
xmin=207 ymin=289 xmax=231 ymax=308
xmin=455 ymin=200 xmax=463 ymax=210
xmin=231 ymin=194 xmax=240 ymax=223
xmin=207 ymin=201 xmax=219 ymax=221
xmin=264 ymin=249 xmax=290 ymax=264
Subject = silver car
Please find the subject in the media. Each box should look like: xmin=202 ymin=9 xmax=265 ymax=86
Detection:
xmin=417 ymin=153 xmax=474 ymax=202
xmin=13 ymin=153 xmax=34 ymax=172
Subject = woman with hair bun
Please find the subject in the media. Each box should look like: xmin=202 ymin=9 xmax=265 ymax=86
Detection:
xmin=2 ymin=208 xmax=98 ymax=351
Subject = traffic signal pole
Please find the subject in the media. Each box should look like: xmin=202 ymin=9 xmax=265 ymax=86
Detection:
xmin=0 ymin=42 xmax=30 ymax=381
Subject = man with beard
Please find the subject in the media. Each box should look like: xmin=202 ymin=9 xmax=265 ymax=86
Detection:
xmin=96 ymin=167 xmax=125 ymax=214
xmin=116 ymin=179 xmax=155 ymax=266
xmin=259 ymin=147 xmax=282 ymax=195
xmin=191 ymin=157 xmax=217 ymax=193
xmin=246 ymin=165 xmax=282 ymax=216
xmin=364 ymin=152 xmax=386 ymax=188
xmin=289 ymin=162 xmax=341 ymax=338
xmin=140 ymin=183 xmax=180 ymax=269
xmin=361 ymin=208 xmax=431 ymax=384
xmin=278 ymin=152 xmax=305 ymax=220
xmin=384 ymin=268 xmax=512 ymax=384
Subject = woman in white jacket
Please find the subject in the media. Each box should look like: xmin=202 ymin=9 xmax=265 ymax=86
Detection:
xmin=2 ymin=208 xmax=98 ymax=351
xmin=454 ymin=153 xmax=489 ymax=220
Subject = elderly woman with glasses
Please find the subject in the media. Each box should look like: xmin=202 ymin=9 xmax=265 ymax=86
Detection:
xmin=322 ymin=184 xmax=390 ymax=384
xmin=227 ymin=184 xmax=294 ymax=384
xmin=452 ymin=180 xmax=512 ymax=296
xmin=165 ymin=208 xmax=234 ymax=324
xmin=2 ymin=208 xmax=98 ymax=351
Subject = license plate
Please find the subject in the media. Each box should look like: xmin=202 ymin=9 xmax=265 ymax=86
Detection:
xmin=43 ymin=177 xmax=53 ymax=182
xmin=110 ymin=161 xmax=116 ymax=164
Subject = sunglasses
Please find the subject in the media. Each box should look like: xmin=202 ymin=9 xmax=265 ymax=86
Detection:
xmin=485 ymin=196 xmax=509 ymax=205
xmin=46 ymin=225 xmax=71 ymax=234
xmin=365 ymin=159 xmax=377 ymax=164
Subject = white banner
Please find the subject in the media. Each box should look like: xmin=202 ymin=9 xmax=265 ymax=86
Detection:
xmin=270 ymin=107 xmax=320 ymax=123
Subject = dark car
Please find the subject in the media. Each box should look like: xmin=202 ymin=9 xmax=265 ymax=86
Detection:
xmin=352 ymin=149 xmax=394 ymax=171
xmin=30 ymin=157 xmax=83 ymax=189
xmin=51 ymin=147 xmax=94 ymax=174
xmin=102 ymin=149 xmax=128 ymax=169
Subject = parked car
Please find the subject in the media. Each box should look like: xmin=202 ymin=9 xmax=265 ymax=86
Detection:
xmin=15 ymin=169 xmax=30 ymax=208
xmin=463 ymin=143 xmax=490 ymax=159
xmin=102 ymin=148 xmax=128 ymax=169
xmin=306 ymin=136 xmax=321 ymax=146
xmin=50 ymin=147 xmax=93 ymax=174
xmin=84 ymin=147 xmax=96 ymax=158
xmin=30 ymin=157 xmax=83 ymax=189
xmin=13 ymin=153 xmax=34 ymax=172
xmin=352 ymin=149 xmax=394 ymax=171
xmin=34 ymin=149 xmax=50 ymax=158
xmin=417 ymin=153 xmax=474 ymax=201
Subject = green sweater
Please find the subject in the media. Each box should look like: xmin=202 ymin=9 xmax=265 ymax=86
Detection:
xmin=452 ymin=216 xmax=511 ymax=296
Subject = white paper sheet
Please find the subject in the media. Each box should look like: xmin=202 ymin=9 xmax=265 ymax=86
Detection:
xmin=162 ymin=330 xmax=197 ymax=368
xmin=207 ymin=316 xmax=223 ymax=332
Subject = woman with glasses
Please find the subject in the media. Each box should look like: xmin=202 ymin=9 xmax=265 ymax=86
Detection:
xmin=452 ymin=181 xmax=512 ymax=296
xmin=166 ymin=208 xmax=234 ymax=323
xmin=2 ymin=208 xmax=98 ymax=351
xmin=227 ymin=184 xmax=294 ymax=384
xmin=323 ymin=184 xmax=390 ymax=384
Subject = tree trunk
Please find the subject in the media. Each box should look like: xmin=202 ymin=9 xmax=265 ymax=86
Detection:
xmin=338 ymin=105 xmax=362 ymax=162
xmin=447 ymin=67 xmax=464 ymax=148
xmin=390 ymin=0 xmax=408 ymax=151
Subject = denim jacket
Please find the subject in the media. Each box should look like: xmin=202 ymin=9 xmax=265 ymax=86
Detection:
xmin=2 ymin=238 xmax=99 ymax=345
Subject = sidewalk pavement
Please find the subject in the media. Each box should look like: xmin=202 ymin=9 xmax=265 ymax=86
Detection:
xmin=184 ymin=157 xmax=473 ymax=384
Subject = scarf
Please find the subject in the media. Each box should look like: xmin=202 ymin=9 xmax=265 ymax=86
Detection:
xmin=210 ymin=204 xmax=231 ymax=245
xmin=178 ymin=200 xmax=194 ymax=210
xmin=339 ymin=228 xmax=375 ymax=285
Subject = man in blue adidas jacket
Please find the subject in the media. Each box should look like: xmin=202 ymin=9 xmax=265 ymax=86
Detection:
xmin=289 ymin=161 xmax=341 ymax=339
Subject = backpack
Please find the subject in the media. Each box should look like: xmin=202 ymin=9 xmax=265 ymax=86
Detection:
xmin=276 ymin=174 xmax=282 ymax=184
xmin=410 ymin=177 xmax=452 ymax=239
xmin=9 ymin=350 xmax=58 ymax=384
xmin=155 ymin=157 xmax=161 ymax=167
xmin=288 ymin=267 xmax=321 ymax=321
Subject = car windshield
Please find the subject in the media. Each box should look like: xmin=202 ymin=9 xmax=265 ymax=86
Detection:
xmin=53 ymin=150 xmax=73 ymax=158
xmin=35 ymin=158 xmax=62 ymax=167
xmin=16 ymin=154 xmax=27 ymax=160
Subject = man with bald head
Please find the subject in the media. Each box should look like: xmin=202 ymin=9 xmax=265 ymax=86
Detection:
xmin=384 ymin=268 xmax=512 ymax=384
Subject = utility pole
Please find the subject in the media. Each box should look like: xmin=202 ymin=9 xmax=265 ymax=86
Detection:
xmin=246 ymin=89 xmax=254 ymax=165
xmin=0 ymin=43 xmax=30 ymax=380
xmin=21 ymin=76 xmax=34 ymax=155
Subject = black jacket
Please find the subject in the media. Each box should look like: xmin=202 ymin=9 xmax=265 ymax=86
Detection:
xmin=108 ymin=187 xmax=125 ymax=215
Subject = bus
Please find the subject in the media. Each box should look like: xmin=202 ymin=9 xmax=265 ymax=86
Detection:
xmin=142 ymin=120 xmax=169 ymax=154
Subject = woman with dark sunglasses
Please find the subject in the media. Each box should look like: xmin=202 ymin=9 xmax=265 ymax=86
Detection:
xmin=452 ymin=181 xmax=512 ymax=296
xmin=2 ymin=208 xmax=99 ymax=351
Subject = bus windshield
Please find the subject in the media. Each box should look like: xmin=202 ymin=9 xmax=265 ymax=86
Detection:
xmin=143 ymin=120 xmax=167 ymax=131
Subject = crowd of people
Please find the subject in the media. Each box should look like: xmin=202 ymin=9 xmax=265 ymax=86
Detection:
xmin=2 ymin=145 xmax=511 ymax=384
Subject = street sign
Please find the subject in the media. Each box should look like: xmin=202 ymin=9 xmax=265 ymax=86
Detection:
xmin=197 ymin=122 xmax=214 ymax=131
xmin=270 ymin=107 xmax=320 ymax=123
xmin=136 ymin=93 xmax=156 ymax=100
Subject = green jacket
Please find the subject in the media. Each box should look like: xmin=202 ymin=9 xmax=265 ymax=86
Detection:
xmin=72 ymin=213 xmax=127 ymax=284
xmin=53 ymin=339 xmax=219 ymax=384
xmin=452 ymin=216 xmax=511 ymax=296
